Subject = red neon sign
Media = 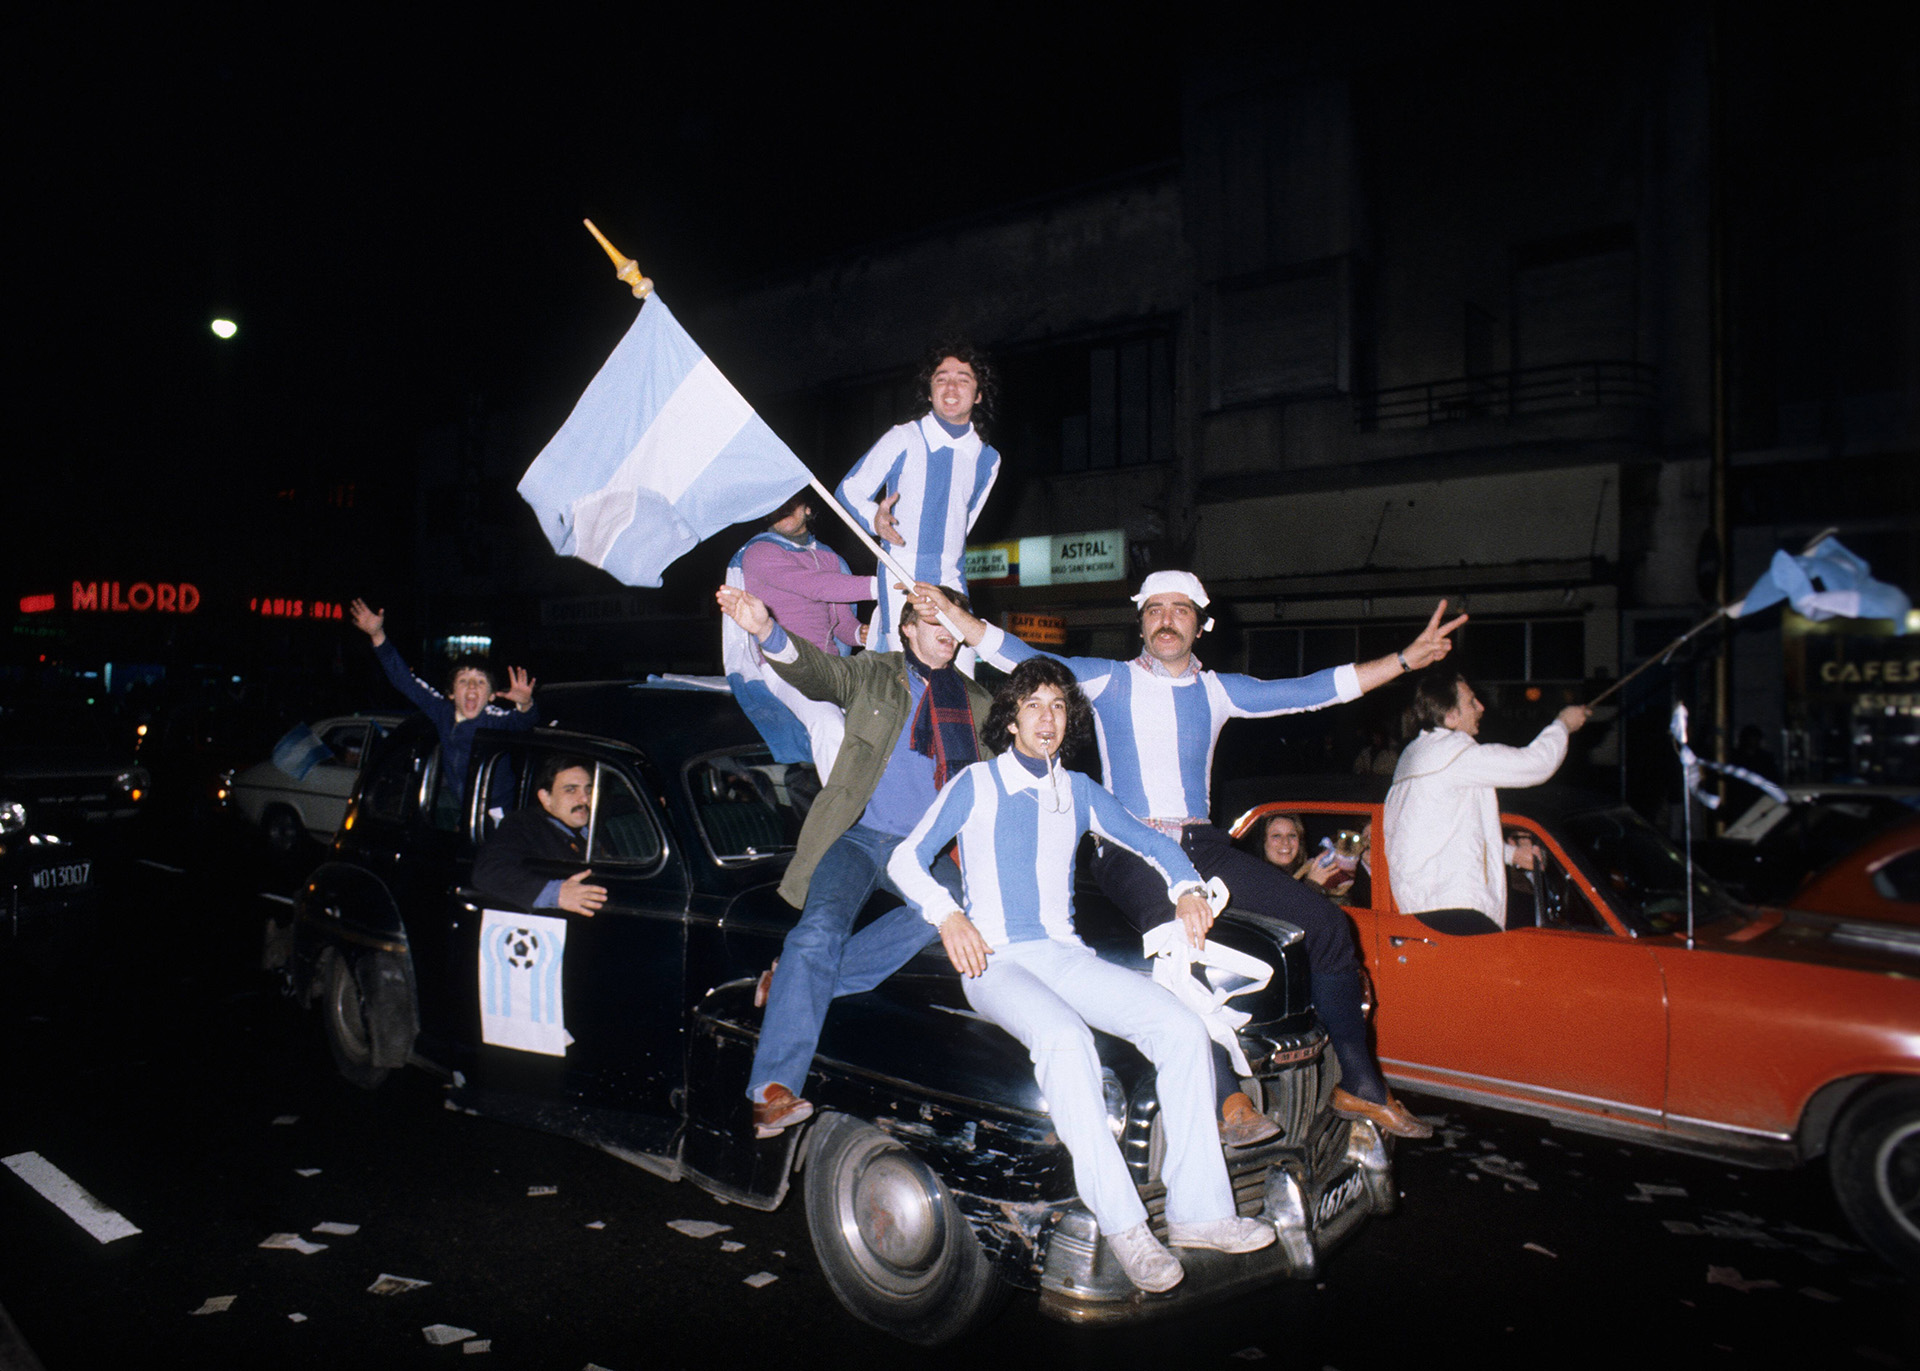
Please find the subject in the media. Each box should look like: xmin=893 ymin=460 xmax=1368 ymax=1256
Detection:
xmin=71 ymin=582 xmax=201 ymax=614
xmin=249 ymin=597 xmax=345 ymax=621
xmin=19 ymin=593 xmax=56 ymax=614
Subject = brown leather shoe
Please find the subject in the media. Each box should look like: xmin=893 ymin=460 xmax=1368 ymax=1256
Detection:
xmin=752 ymin=1084 xmax=813 ymax=1139
xmin=753 ymin=967 xmax=775 ymax=1009
xmin=1219 ymin=1091 xmax=1283 ymax=1148
xmin=1331 ymin=1087 xmax=1433 ymax=1139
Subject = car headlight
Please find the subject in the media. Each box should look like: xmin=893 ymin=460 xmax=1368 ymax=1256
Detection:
xmin=0 ymin=800 xmax=26 ymax=836
xmin=114 ymin=769 xmax=151 ymax=803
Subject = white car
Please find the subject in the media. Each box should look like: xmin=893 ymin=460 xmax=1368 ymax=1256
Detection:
xmin=229 ymin=715 xmax=401 ymax=852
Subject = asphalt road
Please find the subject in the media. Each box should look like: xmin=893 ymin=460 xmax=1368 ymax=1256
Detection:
xmin=2 ymin=831 xmax=1915 ymax=1370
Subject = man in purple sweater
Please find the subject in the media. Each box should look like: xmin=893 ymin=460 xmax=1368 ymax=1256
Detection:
xmin=722 ymin=492 xmax=877 ymax=783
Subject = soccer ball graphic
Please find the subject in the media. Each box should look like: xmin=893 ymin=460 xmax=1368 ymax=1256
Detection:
xmin=502 ymin=928 xmax=541 ymax=968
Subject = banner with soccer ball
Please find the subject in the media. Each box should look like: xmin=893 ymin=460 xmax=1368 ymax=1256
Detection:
xmin=479 ymin=911 xmax=574 ymax=1056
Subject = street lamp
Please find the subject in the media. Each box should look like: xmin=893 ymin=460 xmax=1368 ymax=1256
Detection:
xmin=211 ymin=318 xmax=238 ymax=340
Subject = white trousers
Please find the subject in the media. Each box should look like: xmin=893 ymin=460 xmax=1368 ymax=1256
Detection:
xmin=961 ymin=938 xmax=1235 ymax=1236
xmin=763 ymin=668 xmax=846 ymax=785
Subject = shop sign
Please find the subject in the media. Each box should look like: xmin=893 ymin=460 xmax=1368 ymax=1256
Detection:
xmin=251 ymin=597 xmax=345 ymax=620
xmin=1004 ymin=612 xmax=1068 ymax=646
xmin=961 ymin=528 xmax=1127 ymax=590
xmin=71 ymin=581 xmax=201 ymax=614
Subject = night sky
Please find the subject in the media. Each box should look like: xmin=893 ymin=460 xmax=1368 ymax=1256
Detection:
xmin=16 ymin=14 xmax=1185 ymax=574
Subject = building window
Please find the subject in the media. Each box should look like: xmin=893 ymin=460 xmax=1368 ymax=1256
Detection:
xmin=1247 ymin=618 xmax=1584 ymax=684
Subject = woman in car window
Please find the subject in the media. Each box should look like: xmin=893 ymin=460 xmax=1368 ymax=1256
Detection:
xmin=1251 ymin=812 xmax=1346 ymax=891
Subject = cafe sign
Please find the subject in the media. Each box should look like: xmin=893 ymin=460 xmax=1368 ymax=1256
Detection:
xmin=962 ymin=528 xmax=1126 ymax=589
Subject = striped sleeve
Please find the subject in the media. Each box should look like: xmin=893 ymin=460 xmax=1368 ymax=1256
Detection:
xmin=835 ymin=425 xmax=914 ymax=540
xmin=888 ymin=768 xmax=979 ymax=924
xmin=975 ymin=624 xmax=1119 ymax=699
xmin=1213 ymin=663 xmax=1362 ymax=718
xmin=1083 ymin=780 xmax=1205 ymax=902
xmin=963 ymin=445 xmax=1001 ymax=532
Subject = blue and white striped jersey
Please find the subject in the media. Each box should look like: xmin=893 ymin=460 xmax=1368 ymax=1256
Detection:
xmin=836 ymin=415 xmax=1000 ymax=646
xmin=976 ymin=625 xmax=1363 ymax=823
xmin=888 ymin=750 xmax=1205 ymax=949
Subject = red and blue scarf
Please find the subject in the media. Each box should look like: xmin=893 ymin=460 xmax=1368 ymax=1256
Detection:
xmin=905 ymin=649 xmax=978 ymax=788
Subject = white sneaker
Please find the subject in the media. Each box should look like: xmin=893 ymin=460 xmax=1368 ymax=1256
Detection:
xmin=1166 ymin=1216 xmax=1277 ymax=1253
xmin=1105 ymin=1222 xmax=1185 ymax=1293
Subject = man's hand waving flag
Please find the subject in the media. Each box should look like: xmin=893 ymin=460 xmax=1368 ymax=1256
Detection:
xmin=517 ymin=295 xmax=810 ymax=588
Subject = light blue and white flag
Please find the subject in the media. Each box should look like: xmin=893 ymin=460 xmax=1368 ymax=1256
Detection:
xmin=478 ymin=911 xmax=573 ymax=1057
xmin=517 ymin=295 xmax=811 ymax=588
xmin=1731 ymin=536 xmax=1910 ymax=634
xmin=270 ymin=724 xmax=331 ymax=782
xmin=1669 ymin=703 xmax=1791 ymax=812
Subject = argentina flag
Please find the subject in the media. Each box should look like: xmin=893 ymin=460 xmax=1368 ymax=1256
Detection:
xmin=478 ymin=910 xmax=574 ymax=1057
xmin=270 ymin=724 xmax=332 ymax=782
xmin=517 ymin=295 xmax=811 ymax=588
xmin=1731 ymin=536 xmax=1911 ymax=633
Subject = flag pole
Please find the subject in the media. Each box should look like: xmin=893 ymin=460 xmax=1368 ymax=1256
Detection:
xmin=580 ymin=222 xmax=957 ymax=640
xmin=1586 ymin=527 xmax=1840 ymax=708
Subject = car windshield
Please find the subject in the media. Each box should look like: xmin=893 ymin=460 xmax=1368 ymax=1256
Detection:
xmin=1559 ymin=805 xmax=1746 ymax=935
xmin=685 ymin=747 xmax=815 ymax=863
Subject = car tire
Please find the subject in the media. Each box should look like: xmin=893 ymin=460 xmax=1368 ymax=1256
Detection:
xmin=321 ymin=947 xmax=391 ymax=1090
xmin=802 ymin=1112 xmax=1007 ymax=1346
xmin=263 ymin=806 xmax=306 ymax=856
xmin=1829 ymin=1078 xmax=1920 ymax=1275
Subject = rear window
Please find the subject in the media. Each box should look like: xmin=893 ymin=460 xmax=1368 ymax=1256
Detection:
xmin=686 ymin=748 xmax=814 ymax=863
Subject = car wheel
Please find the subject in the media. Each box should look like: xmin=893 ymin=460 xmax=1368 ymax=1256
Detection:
xmin=321 ymin=947 xmax=390 ymax=1090
xmin=1829 ymin=1079 xmax=1920 ymax=1275
xmin=263 ymin=806 xmax=305 ymax=856
xmin=802 ymin=1112 xmax=1007 ymax=1346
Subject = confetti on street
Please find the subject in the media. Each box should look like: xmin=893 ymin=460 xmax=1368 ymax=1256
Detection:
xmin=527 ymin=1185 xmax=558 ymax=1197
xmin=667 ymin=1219 xmax=732 ymax=1240
xmin=423 ymin=1324 xmax=477 ymax=1346
xmin=188 ymin=1296 xmax=235 ymax=1315
xmin=1706 ymin=1265 xmax=1781 ymax=1293
xmin=312 ymin=1222 xmax=360 ymax=1236
xmin=367 ymin=1274 xmax=432 ymax=1296
xmin=743 ymin=1272 xmax=778 ymax=1288
xmin=294 ymin=1168 xmax=322 ymax=1178
xmin=720 ymin=1240 xmax=745 ymax=1253
xmin=271 ymin=1116 xmax=298 ymax=1126
xmin=258 ymin=1233 xmax=328 ymax=1255
xmin=1523 ymin=1243 xmax=1557 ymax=1258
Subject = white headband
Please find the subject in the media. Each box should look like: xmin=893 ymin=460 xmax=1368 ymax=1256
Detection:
xmin=1132 ymin=571 xmax=1215 ymax=633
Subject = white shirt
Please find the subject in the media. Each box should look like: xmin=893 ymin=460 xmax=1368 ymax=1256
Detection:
xmin=1383 ymin=721 xmax=1570 ymax=926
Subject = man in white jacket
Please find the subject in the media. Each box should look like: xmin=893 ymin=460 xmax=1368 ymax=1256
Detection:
xmin=1385 ymin=672 xmax=1590 ymax=931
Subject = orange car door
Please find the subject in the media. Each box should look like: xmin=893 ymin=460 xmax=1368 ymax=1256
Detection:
xmin=1370 ymin=826 xmax=1669 ymax=1126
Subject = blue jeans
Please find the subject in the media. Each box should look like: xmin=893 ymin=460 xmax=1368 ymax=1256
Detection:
xmin=748 ymin=824 xmax=959 ymax=1100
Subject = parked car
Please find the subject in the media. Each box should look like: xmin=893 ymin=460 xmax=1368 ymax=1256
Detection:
xmin=0 ymin=699 xmax=149 ymax=838
xmin=278 ymin=684 xmax=1391 ymax=1344
xmin=1790 ymin=817 xmax=1920 ymax=948
xmin=1694 ymin=784 xmax=1920 ymax=904
xmin=1221 ymin=776 xmax=1920 ymax=1275
xmin=228 ymin=714 xmax=401 ymax=852
xmin=0 ymin=797 xmax=99 ymax=977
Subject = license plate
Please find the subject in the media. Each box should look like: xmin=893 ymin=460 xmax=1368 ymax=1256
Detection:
xmin=1312 ymin=1166 xmax=1366 ymax=1229
xmin=30 ymin=862 xmax=92 ymax=891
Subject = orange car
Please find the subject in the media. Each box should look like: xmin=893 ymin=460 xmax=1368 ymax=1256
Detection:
xmin=1792 ymin=816 xmax=1920 ymax=937
xmin=1223 ymin=778 xmax=1920 ymax=1274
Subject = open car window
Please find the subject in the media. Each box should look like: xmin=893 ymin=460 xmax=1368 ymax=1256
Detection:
xmin=1503 ymin=824 xmax=1608 ymax=932
xmin=587 ymin=763 xmax=665 ymax=868
xmin=685 ymin=748 xmax=812 ymax=864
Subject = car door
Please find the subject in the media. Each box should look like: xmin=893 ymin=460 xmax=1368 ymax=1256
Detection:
xmin=455 ymin=745 xmax=690 ymax=1123
xmin=1369 ymin=814 xmax=1669 ymax=1126
xmin=308 ymin=722 xmax=372 ymax=836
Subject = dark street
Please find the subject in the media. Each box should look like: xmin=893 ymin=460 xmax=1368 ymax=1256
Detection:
xmin=3 ymin=841 xmax=1913 ymax=1370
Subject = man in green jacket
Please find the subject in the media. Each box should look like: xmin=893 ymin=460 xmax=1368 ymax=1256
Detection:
xmin=716 ymin=581 xmax=992 ymax=1137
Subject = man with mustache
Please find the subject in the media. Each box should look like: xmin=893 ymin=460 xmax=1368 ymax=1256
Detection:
xmin=907 ymin=573 xmax=1465 ymax=1141
xmin=472 ymin=755 xmax=608 ymax=916
xmin=716 ymin=580 xmax=990 ymax=1138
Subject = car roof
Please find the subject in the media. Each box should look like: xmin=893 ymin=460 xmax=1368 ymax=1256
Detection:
xmin=534 ymin=681 xmax=764 ymax=773
xmin=1214 ymin=773 xmax=1625 ymax=829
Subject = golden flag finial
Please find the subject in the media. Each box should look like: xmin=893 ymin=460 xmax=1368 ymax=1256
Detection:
xmin=583 ymin=219 xmax=652 ymax=299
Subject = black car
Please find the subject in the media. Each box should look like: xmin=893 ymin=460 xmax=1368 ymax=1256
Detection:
xmin=0 ymin=699 xmax=149 ymax=837
xmin=279 ymin=681 xmax=1390 ymax=1344
xmin=0 ymin=797 xmax=98 ymax=977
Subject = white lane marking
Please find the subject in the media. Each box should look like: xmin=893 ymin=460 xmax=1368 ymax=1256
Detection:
xmin=3 ymin=1152 xmax=142 ymax=1243
xmin=136 ymin=859 xmax=186 ymax=874
xmin=260 ymin=893 xmax=295 ymax=906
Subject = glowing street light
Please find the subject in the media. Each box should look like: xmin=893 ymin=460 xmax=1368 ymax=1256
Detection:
xmin=210 ymin=318 xmax=238 ymax=340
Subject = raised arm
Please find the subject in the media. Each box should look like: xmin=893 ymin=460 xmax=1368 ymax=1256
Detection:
xmin=1351 ymin=600 xmax=1469 ymax=694
xmin=906 ymin=582 xmax=1113 ymax=684
xmin=716 ymin=584 xmax=862 ymax=706
xmin=1451 ymin=708 xmax=1588 ymax=788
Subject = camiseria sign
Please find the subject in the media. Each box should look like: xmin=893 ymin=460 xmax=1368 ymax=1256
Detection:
xmin=963 ymin=528 xmax=1126 ymax=589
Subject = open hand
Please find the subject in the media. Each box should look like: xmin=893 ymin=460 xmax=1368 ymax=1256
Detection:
xmin=349 ymin=598 xmax=386 ymax=645
xmin=875 ymin=491 xmax=906 ymax=547
xmin=938 ymin=911 xmax=993 ymax=977
xmin=558 ymin=870 xmax=607 ymax=916
xmin=715 ymin=585 xmax=775 ymax=639
xmin=498 ymin=665 xmax=536 ymax=709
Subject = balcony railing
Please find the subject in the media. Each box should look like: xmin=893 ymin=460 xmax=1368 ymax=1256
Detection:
xmin=1355 ymin=360 xmax=1657 ymax=432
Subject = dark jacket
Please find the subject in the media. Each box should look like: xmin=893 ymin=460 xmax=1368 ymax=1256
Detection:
xmin=473 ymin=806 xmax=586 ymax=910
xmin=764 ymin=632 xmax=991 ymax=908
xmin=373 ymin=638 xmax=536 ymax=801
